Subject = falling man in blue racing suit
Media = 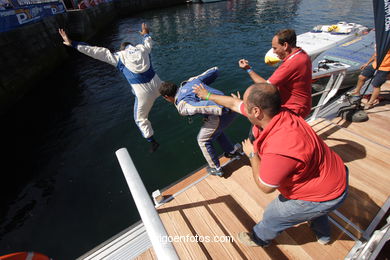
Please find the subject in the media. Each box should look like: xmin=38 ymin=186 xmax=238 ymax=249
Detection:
xmin=58 ymin=24 xmax=161 ymax=152
xmin=159 ymin=67 xmax=241 ymax=176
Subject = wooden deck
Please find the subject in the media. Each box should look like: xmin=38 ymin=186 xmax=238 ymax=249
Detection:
xmin=136 ymin=85 xmax=390 ymax=260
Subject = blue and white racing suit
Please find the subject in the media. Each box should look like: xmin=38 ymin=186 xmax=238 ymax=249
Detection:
xmin=71 ymin=34 xmax=161 ymax=140
xmin=175 ymin=67 xmax=237 ymax=169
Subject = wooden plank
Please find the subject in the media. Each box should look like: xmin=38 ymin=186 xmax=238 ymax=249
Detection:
xmin=134 ymin=248 xmax=155 ymax=260
xmin=345 ymin=163 xmax=390 ymax=205
xmin=315 ymin=86 xmax=390 ymax=148
xmin=205 ymin=166 xmax=315 ymax=260
xmin=228 ymin=164 xmax=279 ymax=208
xmin=157 ymin=196 xmax=208 ymax=260
xmin=168 ymin=186 xmax=232 ymax=259
xmin=310 ymin=120 xmax=390 ymax=204
xmin=309 ymin=118 xmax=390 ymax=233
xmin=198 ymin=174 xmax=290 ymax=260
xmin=202 ymin=141 xmax=376 ymax=259
xmin=149 ymin=248 xmax=157 ymax=260
xmin=330 ymin=115 xmax=390 ymax=148
xmin=226 ymin=167 xmax=350 ymax=259
xmin=334 ymin=186 xmax=383 ymax=231
xmin=161 ymin=157 xmax=230 ymax=197
xmin=286 ymin=222 xmax=353 ymax=260
xmin=182 ymin=183 xmax=247 ymax=259
xmin=157 ymin=203 xmax=194 ymax=260
xmin=311 ymin=119 xmax=389 ymax=162
xmin=194 ymin=177 xmax=267 ymax=259
xmin=161 ymin=167 xmax=208 ymax=198
xmin=211 ymin=162 xmax=267 ymax=220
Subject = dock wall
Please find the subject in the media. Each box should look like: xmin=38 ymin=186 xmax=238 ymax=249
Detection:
xmin=0 ymin=0 xmax=187 ymax=114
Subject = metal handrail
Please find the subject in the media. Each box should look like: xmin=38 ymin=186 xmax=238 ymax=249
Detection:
xmin=308 ymin=66 xmax=348 ymax=122
xmin=116 ymin=148 xmax=179 ymax=260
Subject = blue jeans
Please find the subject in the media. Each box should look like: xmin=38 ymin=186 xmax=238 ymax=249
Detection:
xmin=252 ymin=169 xmax=349 ymax=246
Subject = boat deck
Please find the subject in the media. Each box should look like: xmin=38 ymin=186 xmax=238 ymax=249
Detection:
xmin=136 ymin=85 xmax=390 ymax=260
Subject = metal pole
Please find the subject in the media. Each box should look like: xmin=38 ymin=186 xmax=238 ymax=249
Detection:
xmin=115 ymin=148 xmax=179 ymax=260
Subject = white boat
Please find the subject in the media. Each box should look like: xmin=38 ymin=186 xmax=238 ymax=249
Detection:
xmin=312 ymin=29 xmax=375 ymax=91
xmin=264 ymin=21 xmax=369 ymax=66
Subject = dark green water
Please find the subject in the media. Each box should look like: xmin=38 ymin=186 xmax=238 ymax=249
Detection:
xmin=0 ymin=0 xmax=374 ymax=259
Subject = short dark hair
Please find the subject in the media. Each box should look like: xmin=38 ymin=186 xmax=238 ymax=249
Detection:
xmin=247 ymin=83 xmax=281 ymax=117
xmin=120 ymin=42 xmax=133 ymax=51
xmin=159 ymin=82 xmax=178 ymax=97
xmin=275 ymin=29 xmax=296 ymax=47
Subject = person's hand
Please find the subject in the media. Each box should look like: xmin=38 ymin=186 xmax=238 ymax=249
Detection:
xmin=238 ymin=59 xmax=251 ymax=70
xmin=58 ymin=28 xmax=72 ymax=46
xmin=140 ymin=23 xmax=149 ymax=35
xmin=360 ymin=63 xmax=368 ymax=70
xmin=242 ymin=138 xmax=255 ymax=157
xmin=192 ymin=83 xmax=209 ymax=100
xmin=231 ymin=91 xmax=241 ymax=100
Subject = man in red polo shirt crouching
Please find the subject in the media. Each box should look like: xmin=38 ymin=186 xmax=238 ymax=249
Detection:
xmin=193 ymin=83 xmax=348 ymax=246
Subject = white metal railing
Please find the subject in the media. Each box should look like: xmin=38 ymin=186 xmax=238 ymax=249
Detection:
xmin=345 ymin=197 xmax=390 ymax=260
xmin=115 ymin=148 xmax=179 ymax=260
xmin=307 ymin=65 xmax=348 ymax=122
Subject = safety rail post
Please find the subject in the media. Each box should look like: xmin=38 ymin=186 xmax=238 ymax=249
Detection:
xmin=115 ymin=148 xmax=179 ymax=260
xmin=308 ymin=66 xmax=347 ymax=122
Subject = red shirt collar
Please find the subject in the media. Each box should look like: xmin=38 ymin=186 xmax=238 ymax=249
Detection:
xmin=282 ymin=47 xmax=303 ymax=62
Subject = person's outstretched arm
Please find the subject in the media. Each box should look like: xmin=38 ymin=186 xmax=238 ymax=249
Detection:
xmin=58 ymin=28 xmax=118 ymax=67
xmin=193 ymin=83 xmax=242 ymax=113
xmin=137 ymin=23 xmax=153 ymax=54
xmin=238 ymin=59 xmax=267 ymax=83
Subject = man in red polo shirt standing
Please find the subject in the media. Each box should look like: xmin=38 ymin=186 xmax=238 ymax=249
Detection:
xmin=193 ymin=83 xmax=348 ymax=247
xmin=239 ymin=29 xmax=312 ymax=118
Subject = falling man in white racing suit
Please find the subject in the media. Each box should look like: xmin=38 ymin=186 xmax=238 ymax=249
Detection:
xmin=59 ymin=23 xmax=162 ymax=152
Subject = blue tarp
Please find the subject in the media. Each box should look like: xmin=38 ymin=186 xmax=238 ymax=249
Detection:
xmin=0 ymin=1 xmax=65 ymax=33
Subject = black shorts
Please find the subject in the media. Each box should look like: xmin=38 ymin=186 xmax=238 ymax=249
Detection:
xmin=361 ymin=64 xmax=390 ymax=88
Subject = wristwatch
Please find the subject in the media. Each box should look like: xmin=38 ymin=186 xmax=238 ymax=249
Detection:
xmin=248 ymin=152 xmax=256 ymax=159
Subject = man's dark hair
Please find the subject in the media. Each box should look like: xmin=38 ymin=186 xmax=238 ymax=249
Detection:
xmin=275 ymin=29 xmax=296 ymax=47
xmin=159 ymin=82 xmax=178 ymax=97
xmin=120 ymin=42 xmax=133 ymax=51
xmin=247 ymin=83 xmax=281 ymax=117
